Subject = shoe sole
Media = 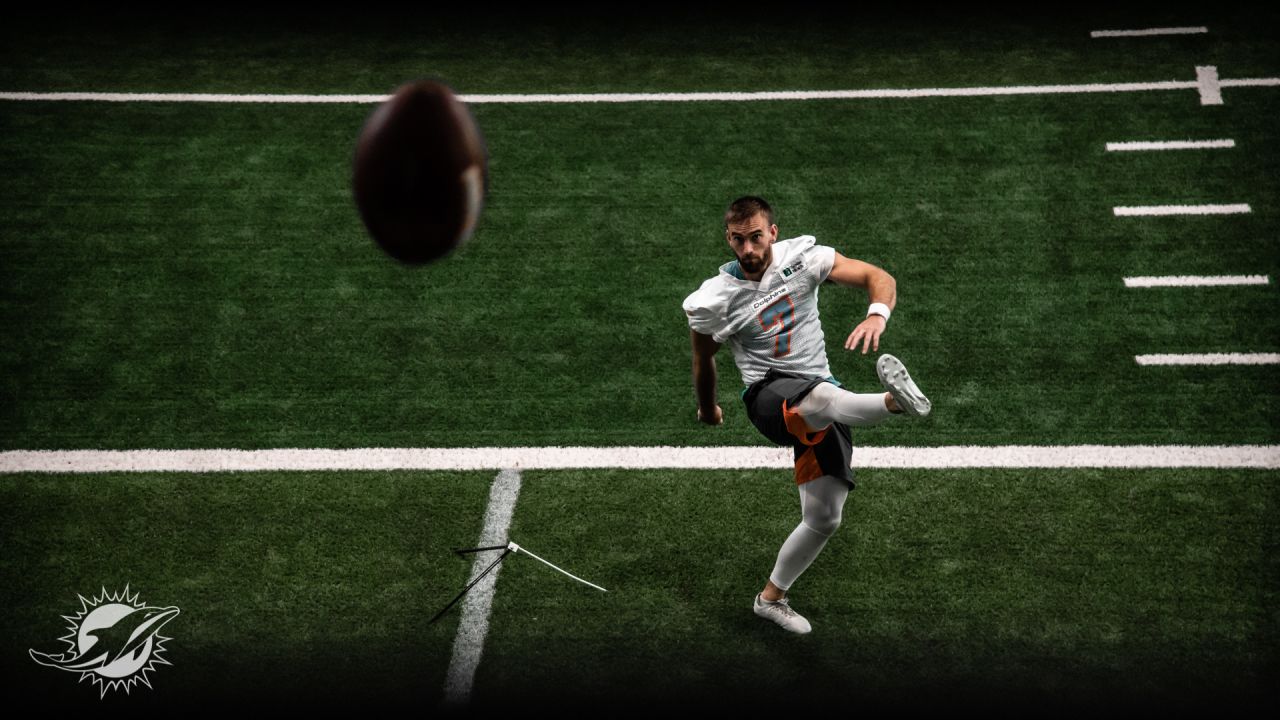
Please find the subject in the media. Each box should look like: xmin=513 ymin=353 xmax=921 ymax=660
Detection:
xmin=876 ymin=354 xmax=931 ymax=418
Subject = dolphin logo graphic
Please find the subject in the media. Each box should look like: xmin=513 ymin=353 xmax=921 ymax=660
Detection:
xmin=30 ymin=588 xmax=179 ymax=696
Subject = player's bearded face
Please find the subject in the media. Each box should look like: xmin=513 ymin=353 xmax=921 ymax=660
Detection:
xmin=726 ymin=215 xmax=777 ymax=276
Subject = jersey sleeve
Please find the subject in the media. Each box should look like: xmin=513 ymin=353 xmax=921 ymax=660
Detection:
xmin=682 ymin=278 xmax=734 ymax=343
xmin=804 ymin=238 xmax=836 ymax=283
xmin=778 ymin=235 xmax=836 ymax=284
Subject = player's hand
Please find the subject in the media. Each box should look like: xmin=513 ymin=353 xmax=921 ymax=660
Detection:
xmin=697 ymin=405 xmax=723 ymax=426
xmin=844 ymin=315 xmax=887 ymax=354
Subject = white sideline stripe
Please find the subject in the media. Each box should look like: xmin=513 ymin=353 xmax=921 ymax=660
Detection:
xmin=1124 ymin=275 xmax=1269 ymax=287
xmin=3 ymin=75 xmax=1279 ymax=105
xmin=1091 ymin=27 xmax=1208 ymax=38
xmin=1106 ymin=139 xmax=1234 ymax=151
xmin=464 ymin=83 xmax=1208 ymax=102
xmin=1136 ymin=353 xmax=1280 ymax=366
xmin=2 ymin=446 xmax=1278 ymax=471
xmin=1113 ymin=204 xmax=1251 ymax=216
xmin=443 ymin=468 xmax=521 ymax=707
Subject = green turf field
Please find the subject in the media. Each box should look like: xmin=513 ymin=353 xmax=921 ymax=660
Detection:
xmin=1 ymin=9 xmax=1277 ymax=713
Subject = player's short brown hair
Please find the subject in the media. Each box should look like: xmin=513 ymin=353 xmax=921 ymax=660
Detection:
xmin=724 ymin=196 xmax=774 ymax=228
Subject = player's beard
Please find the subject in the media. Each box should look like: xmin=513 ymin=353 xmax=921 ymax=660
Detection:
xmin=739 ymin=247 xmax=771 ymax=274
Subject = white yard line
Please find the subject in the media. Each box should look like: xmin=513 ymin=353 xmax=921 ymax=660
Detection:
xmin=1222 ymin=78 xmax=1280 ymax=88
xmin=2 ymin=71 xmax=1278 ymax=105
xmin=443 ymin=468 xmax=522 ymax=707
xmin=1106 ymin=139 xmax=1235 ymax=151
xmin=2 ymin=446 xmax=1278 ymax=471
xmin=1136 ymin=353 xmax=1280 ymax=366
xmin=1123 ymin=275 xmax=1269 ymax=287
xmin=1090 ymin=27 xmax=1208 ymax=38
xmin=1113 ymin=204 xmax=1251 ymax=216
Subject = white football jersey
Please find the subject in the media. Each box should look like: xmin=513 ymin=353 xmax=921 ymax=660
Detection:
xmin=683 ymin=236 xmax=837 ymax=386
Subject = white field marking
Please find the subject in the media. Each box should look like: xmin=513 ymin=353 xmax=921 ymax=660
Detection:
xmin=1136 ymin=353 xmax=1280 ymax=366
xmin=2 ymin=72 xmax=1279 ymax=105
xmin=1090 ymin=27 xmax=1208 ymax=38
xmin=1113 ymin=204 xmax=1251 ymax=216
xmin=0 ymin=93 xmax=392 ymax=103
xmin=2 ymin=446 xmax=1279 ymax=471
xmin=1223 ymin=78 xmax=1280 ymax=88
xmin=1197 ymin=65 xmax=1223 ymax=105
xmin=1124 ymin=275 xmax=1269 ymax=287
xmin=1106 ymin=139 xmax=1235 ymax=151
xmin=443 ymin=468 xmax=522 ymax=707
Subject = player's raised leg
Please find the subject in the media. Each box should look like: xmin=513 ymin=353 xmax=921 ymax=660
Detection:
xmin=794 ymin=382 xmax=893 ymax=429
xmin=876 ymin=354 xmax=931 ymax=418
xmin=794 ymin=355 xmax=931 ymax=432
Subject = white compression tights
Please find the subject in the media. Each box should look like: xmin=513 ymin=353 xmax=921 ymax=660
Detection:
xmin=767 ymin=384 xmax=894 ymax=592
xmin=793 ymin=381 xmax=892 ymax=430
xmin=768 ymin=475 xmax=850 ymax=591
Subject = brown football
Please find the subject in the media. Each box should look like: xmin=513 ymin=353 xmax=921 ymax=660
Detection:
xmin=353 ymin=80 xmax=487 ymax=264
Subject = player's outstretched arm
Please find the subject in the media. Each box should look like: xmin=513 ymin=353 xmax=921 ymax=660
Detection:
xmin=827 ymin=252 xmax=897 ymax=354
xmin=690 ymin=330 xmax=723 ymax=425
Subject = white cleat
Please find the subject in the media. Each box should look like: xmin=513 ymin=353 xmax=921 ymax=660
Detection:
xmin=876 ymin=354 xmax=932 ymax=418
xmin=753 ymin=593 xmax=812 ymax=634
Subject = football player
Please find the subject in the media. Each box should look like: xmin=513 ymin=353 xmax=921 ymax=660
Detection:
xmin=683 ymin=196 xmax=931 ymax=634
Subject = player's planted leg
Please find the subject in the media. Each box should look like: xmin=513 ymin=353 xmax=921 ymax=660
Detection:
xmin=755 ymin=475 xmax=849 ymax=634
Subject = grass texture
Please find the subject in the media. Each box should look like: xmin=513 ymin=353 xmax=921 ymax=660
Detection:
xmin=1 ymin=9 xmax=1277 ymax=713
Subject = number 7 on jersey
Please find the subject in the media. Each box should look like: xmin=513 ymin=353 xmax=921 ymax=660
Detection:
xmin=757 ymin=295 xmax=795 ymax=357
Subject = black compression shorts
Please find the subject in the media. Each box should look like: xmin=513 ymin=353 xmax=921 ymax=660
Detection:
xmin=741 ymin=369 xmax=855 ymax=488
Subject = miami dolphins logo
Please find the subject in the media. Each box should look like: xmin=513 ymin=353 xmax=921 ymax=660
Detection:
xmin=29 ymin=586 xmax=179 ymax=697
